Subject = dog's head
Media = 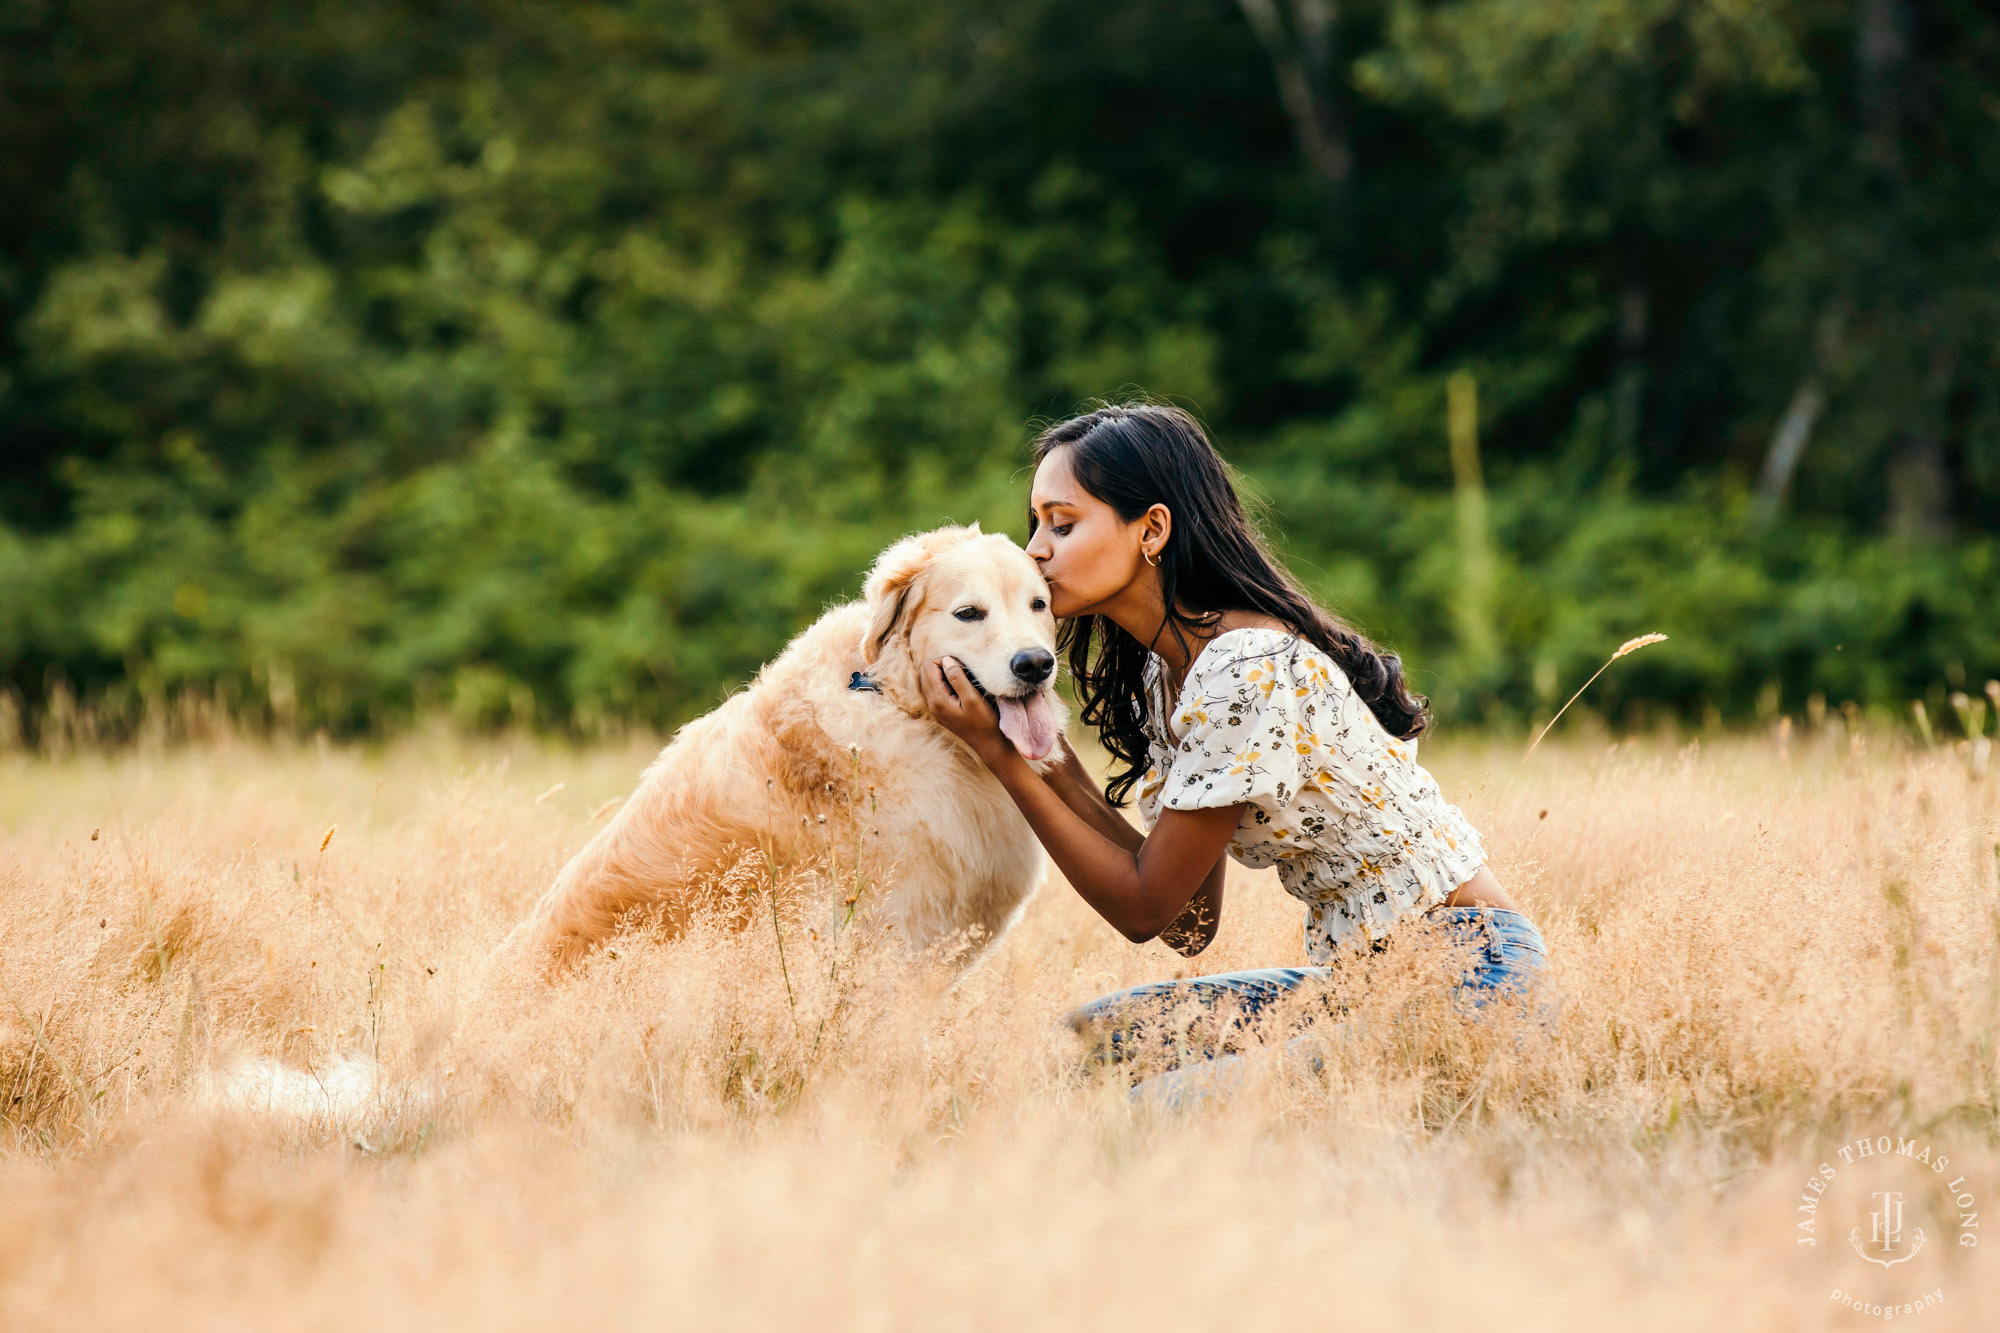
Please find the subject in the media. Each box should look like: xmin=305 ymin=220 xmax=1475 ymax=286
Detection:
xmin=862 ymin=524 xmax=1063 ymax=762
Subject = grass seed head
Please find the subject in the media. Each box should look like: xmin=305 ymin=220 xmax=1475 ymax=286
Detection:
xmin=1612 ymin=633 xmax=1668 ymax=660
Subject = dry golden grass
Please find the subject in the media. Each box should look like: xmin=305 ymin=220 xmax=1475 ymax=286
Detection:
xmin=2 ymin=721 xmax=1997 ymax=1329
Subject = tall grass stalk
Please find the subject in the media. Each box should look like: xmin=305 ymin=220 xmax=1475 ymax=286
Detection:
xmin=1523 ymin=634 xmax=1668 ymax=760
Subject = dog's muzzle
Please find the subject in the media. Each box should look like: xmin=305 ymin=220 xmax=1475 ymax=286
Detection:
xmin=965 ymin=657 xmax=1060 ymax=762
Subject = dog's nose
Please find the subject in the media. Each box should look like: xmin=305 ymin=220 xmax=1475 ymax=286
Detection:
xmin=1010 ymin=648 xmax=1055 ymax=686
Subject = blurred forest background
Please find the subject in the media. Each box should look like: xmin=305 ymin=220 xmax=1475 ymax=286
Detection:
xmin=2 ymin=0 xmax=1996 ymax=740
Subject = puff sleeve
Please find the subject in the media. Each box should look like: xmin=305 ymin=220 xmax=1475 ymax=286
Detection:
xmin=1157 ymin=644 xmax=1311 ymax=813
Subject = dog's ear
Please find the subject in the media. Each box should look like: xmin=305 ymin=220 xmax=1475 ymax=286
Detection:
xmin=862 ymin=524 xmax=981 ymax=666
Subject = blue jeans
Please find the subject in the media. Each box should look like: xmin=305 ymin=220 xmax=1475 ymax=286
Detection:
xmin=1066 ymin=907 xmax=1555 ymax=1110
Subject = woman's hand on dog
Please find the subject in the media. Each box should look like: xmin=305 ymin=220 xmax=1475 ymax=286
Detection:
xmin=924 ymin=656 xmax=1009 ymax=764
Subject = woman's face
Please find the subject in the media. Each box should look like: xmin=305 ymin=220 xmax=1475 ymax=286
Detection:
xmin=1024 ymin=448 xmax=1158 ymax=620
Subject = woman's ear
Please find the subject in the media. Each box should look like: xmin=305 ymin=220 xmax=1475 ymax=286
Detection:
xmin=1142 ymin=503 xmax=1173 ymax=563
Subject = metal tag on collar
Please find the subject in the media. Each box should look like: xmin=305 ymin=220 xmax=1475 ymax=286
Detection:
xmin=848 ymin=670 xmax=882 ymax=694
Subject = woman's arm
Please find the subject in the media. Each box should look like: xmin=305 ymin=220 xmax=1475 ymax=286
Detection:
xmin=986 ymin=746 xmax=1240 ymax=943
xmin=1157 ymin=854 xmax=1226 ymax=956
xmin=1044 ymin=733 xmax=1228 ymax=953
xmin=926 ymin=658 xmax=1242 ymax=943
xmin=1041 ymin=733 xmax=1143 ymax=852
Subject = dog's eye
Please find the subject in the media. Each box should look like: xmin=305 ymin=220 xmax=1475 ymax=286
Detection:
xmin=953 ymin=606 xmax=986 ymax=622
xmin=1030 ymin=598 xmax=1047 ymax=612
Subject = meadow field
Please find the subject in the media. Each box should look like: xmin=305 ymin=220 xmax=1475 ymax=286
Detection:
xmin=1 ymin=719 xmax=1996 ymax=1329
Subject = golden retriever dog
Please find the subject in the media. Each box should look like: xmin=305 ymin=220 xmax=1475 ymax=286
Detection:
xmin=503 ymin=524 xmax=1066 ymax=976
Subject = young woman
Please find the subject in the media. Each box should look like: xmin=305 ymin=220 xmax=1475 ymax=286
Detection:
xmin=919 ymin=403 xmax=1552 ymax=1104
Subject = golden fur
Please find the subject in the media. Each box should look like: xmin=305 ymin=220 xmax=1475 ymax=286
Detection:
xmin=503 ymin=524 xmax=1066 ymax=975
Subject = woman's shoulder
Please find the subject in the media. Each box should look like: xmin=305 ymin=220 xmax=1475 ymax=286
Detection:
xmin=1188 ymin=624 xmax=1310 ymax=686
xmin=1187 ymin=627 xmax=1363 ymax=716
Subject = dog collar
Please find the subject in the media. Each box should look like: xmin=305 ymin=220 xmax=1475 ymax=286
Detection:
xmin=848 ymin=670 xmax=882 ymax=694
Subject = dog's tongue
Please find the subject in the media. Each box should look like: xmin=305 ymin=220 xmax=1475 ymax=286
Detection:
xmin=995 ymin=691 xmax=1057 ymax=762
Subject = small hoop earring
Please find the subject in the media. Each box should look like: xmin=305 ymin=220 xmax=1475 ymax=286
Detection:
xmin=1144 ymin=549 xmax=1160 ymax=567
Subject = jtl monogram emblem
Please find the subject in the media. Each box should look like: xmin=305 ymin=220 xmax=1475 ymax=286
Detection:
xmin=1851 ymin=1191 xmax=1927 ymax=1267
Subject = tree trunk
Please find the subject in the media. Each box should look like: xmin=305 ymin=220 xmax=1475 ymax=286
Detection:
xmin=1858 ymin=0 xmax=1958 ymax=537
xmin=1754 ymin=306 xmax=1845 ymax=526
xmin=1236 ymin=0 xmax=1352 ymax=192
xmin=1611 ymin=277 xmax=1649 ymax=461
xmin=1858 ymin=0 xmax=1909 ymax=178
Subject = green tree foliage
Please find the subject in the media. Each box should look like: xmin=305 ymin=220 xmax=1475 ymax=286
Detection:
xmin=1 ymin=0 xmax=1995 ymax=736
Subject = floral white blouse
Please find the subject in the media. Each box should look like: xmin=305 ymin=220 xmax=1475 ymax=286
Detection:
xmin=1135 ymin=626 xmax=1487 ymax=963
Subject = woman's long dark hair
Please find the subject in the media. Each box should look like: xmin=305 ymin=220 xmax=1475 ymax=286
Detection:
xmin=1031 ymin=403 xmax=1430 ymax=806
